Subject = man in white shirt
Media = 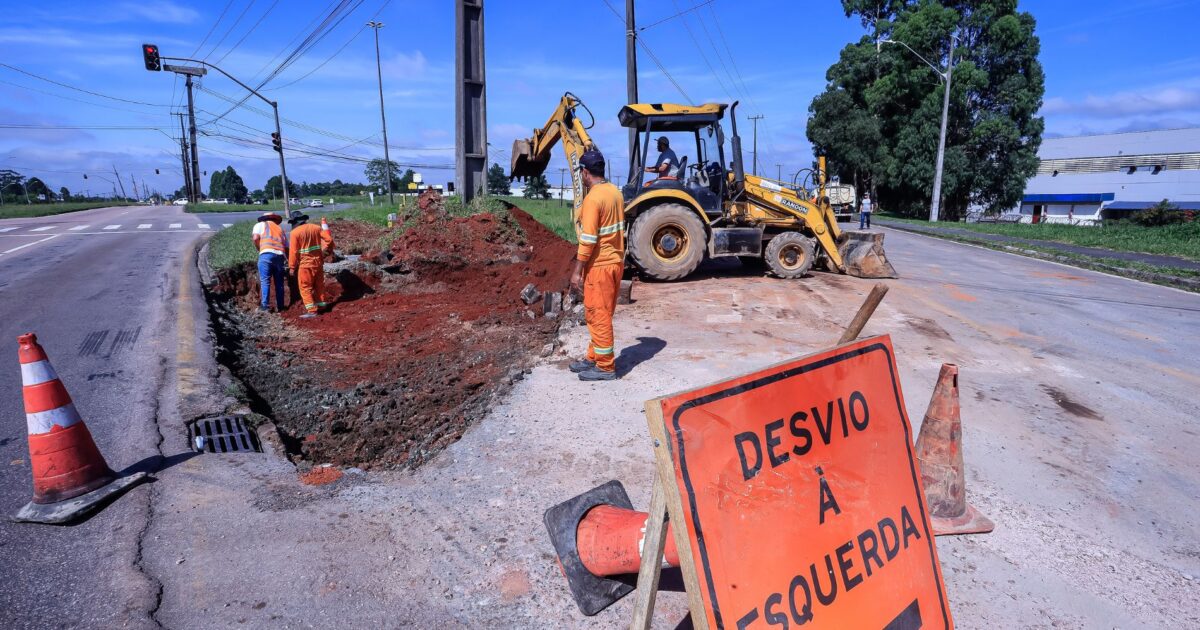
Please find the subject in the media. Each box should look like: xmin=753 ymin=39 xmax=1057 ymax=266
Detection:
xmin=251 ymin=213 xmax=288 ymax=312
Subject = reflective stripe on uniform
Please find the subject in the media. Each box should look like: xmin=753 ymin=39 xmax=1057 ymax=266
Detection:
xmin=27 ymin=404 xmax=82 ymax=434
xmin=592 ymin=346 xmax=614 ymax=355
xmin=579 ymin=233 xmax=598 ymax=244
xmin=597 ymin=222 xmax=624 ymax=236
xmin=299 ymin=245 xmax=322 ymax=254
xmin=20 ymin=360 xmax=57 ymax=386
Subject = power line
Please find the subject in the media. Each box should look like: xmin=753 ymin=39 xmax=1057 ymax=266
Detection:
xmin=191 ymin=0 xmax=237 ymax=58
xmin=214 ymin=0 xmax=281 ymax=65
xmin=0 ymin=63 xmax=172 ymax=108
xmin=268 ymin=0 xmax=394 ymax=90
xmin=671 ymin=0 xmax=736 ymax=103
xmin=0 ymin=78 xmax=174 ymax=116
xmin=204 ymin=0 xmax=259 ymax=61
xmin=639 ymin=0 xmax=717 ymax=31
xmin=600 ymin=0 xmax=693 ymax=103
xmin=0 ymin=124 xmax=170 ymax=130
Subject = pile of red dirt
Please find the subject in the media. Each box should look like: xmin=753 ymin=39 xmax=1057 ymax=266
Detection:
xmin=209 ymin=200 xmax=577 ymax=469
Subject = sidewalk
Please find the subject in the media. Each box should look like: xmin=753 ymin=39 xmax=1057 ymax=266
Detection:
xmin=875 ymin=219 xmax=1200 ymax=272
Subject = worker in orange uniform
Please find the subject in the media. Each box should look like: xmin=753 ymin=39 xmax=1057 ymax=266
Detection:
xmin=568 ymin=149 xmax=625 ymax=381
xmin=287 ymin=211 xmax=334 ymax=319
xmin=251 ymin=212 xmax=288 ymax=313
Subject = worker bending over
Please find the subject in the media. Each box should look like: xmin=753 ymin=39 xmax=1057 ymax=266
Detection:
xmin=569 ymin=149 xmax=625 ymax=381
xmin=287 ymin=211 xmax=334 ymax=319
xmin=251 ymin=212 xmax=288 ymax=313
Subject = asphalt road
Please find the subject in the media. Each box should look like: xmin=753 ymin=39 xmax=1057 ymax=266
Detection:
xmin=1 ymin=206 xmax=1196 ymax=628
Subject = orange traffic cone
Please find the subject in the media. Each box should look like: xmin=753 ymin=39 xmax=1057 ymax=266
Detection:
xmin=14 ymin=333 xmax=148 ymax=524
xmin=914 ymin=363 xmax=994 ymax=536
xmin=320 ymin=217 xmax=331 ymax=235
xmin=545 ymin=480 xmax=679 ymax=616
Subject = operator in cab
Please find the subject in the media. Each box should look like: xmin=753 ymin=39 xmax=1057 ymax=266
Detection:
xmin=644 ymin=136 xmax=679 ymax=182
xmin=568 ymin=149 xmax=625 ymax=382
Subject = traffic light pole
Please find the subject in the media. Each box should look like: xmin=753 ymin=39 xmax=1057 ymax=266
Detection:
xmin=185 ymin=75 xmax=202 ymax=203
xmin=162 ymin=56 xmax=290 ymax=212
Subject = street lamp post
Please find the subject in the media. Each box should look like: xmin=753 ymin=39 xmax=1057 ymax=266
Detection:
xmin=878 ymin=33 xmax=957 ymax=223
xmin=367 ymin=21 xmax=394 ymax=206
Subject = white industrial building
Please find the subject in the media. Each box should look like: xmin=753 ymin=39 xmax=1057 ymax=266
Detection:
xmin=1017 ymin=127 xmax=1200 ymax=224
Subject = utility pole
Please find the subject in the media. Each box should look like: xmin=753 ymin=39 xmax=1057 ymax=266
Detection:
xmin=455 ymin=0 xmax=487 ymax=204
xmin=929 ymin=34 xmax=957 ymax=223
xmin=112 ymin=165 xmax=128 ymax=199
xmin=558 ymin=167 xmax=566 ymax=207
xmin=748 ymin=114 xmax=764 ymax=176
xmin=185 ymin=74 xmax=202 ymax=203
xmin=776 ymin=163 xmax=782 ymax=182
xmin=130 ymin=174 xmax=139 ymax=201
xmin=625 ymin=0 xmax=638 ymax=165
xmin=367 ymin=21 xmax=394 ymax=205
xmin=177 ymin=113 xmax=193 ymax=202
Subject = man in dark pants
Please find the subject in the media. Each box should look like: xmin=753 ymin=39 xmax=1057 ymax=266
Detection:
xmin=251 ymin=212 xmax=287 ymax=312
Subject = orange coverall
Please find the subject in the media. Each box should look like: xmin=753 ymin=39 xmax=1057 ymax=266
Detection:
xmin=576 ymin=181 xmax=626 ymax=372
xmin=288 ymin=222 xmax=334 ymax=313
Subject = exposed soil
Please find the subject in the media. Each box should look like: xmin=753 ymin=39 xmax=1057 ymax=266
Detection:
xmin=207 ymin=194 xmax=578 ymax=469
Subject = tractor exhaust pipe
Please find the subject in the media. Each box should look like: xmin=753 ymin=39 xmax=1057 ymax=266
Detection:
xmin=728 ymin=101 xmax=745 ymax=187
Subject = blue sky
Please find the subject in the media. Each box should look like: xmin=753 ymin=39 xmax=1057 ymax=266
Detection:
xmin=2 ymin=0 xmax=1198 ymax=197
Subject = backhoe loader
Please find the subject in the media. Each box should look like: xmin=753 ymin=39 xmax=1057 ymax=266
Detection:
xmin=510 ymin=92 xmax=896 ymax=281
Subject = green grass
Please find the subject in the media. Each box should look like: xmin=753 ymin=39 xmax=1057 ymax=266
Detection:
xmin=501 ymin=196 xmax=576 ymax=242
xmin=185 ymin=201 xmax=287 ymax=213
xmin=0 ymin=201 xmax=127 ymax=219
xmin=207 ymin=219 xmax=259 ymax=271
xmin=878 ymin=214 xmax=1200 ymax=262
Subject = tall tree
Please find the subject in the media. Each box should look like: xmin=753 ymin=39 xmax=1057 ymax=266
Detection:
xmin=59 ymin=186 xmax=70 ymax=201
xmin=486 ymin=163 xmax=510 ymax=195
xmin=364 ymin=159 xmax=402 ymax=191
xmin=209 ymin=169 xmax=226 ymax=200
xmin=264 ymin=174 xmax=297 ymax=199
xmin=808 ymin=0 xmax=1044 ymax=219
xmin=26 ymin=177 xmax=51 ymax=202
xmin=523 ymin=174 xmax=551 ymax=200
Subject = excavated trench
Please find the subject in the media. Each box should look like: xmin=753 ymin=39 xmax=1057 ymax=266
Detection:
xmin=205 ymin=194 xmax=577 ymax=469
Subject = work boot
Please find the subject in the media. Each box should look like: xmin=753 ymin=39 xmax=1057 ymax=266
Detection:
xmin=578 ymin=367 xmax=617 ymax=381
xmin=569 ymin=359 xmax=596 ymax=373
xmin=258 ymin=305 xmax=269 ymax=312
xmin=300 ymin=312 xmax=319 ymax=319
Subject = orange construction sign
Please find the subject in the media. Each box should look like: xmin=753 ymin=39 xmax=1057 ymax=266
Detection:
xmin=647 ymin=335 xmax=951 ymax=629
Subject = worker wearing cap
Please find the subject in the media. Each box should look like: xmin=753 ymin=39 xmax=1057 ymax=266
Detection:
xmin=287 ymin=211 xmax=334 ymax=319
xmin=569 ymin=149 xmax=625 ymax=381
xmin=251 ymin=212 xmax=288 ymax=312
xmin=644 ymin=136 xmax=679 ymax=182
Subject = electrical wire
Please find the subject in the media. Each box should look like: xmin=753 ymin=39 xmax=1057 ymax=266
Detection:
xmin=0 ymin=79 xmax=175 ymax=117
xmin=204 ymin=0 xmax=258 ymax=61
xmin=600 ymin=0 xmax=693 ymax=103
xmin=214 ymin=0 xmax=282 ymax=65
xmin=639 ymin=0 xmax=717 ymax=31
xmin=268 ymin=0 xmax=394 ymax=90
xmin=0 ymin=63 xmax=172 ymax=108
xmin=190 ymin=0 xmax=237 ymax=58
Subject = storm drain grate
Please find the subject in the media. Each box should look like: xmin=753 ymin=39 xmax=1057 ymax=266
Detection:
xmin=188 ymin=415 xmax=262 ymax=453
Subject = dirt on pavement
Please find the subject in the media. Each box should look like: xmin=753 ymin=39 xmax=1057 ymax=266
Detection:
xmin=208 ymin=195 xmax=577 ymax=469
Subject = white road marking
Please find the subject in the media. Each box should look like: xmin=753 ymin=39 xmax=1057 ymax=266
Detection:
xmin=31 ymin=226 xmax=55 ymax=232
xmin=222 ymin=223 xmax=233 ymax=228
xmin=197 ymin=223 xmax=211 ymax=229
xmin=706 ymin=312 xmax=744 ymax=324
xmin=1 ymin=234 xmax=59 ymax=254
xmin=103 ymin=225 xmax=121 ymax=230
xmin=169 ymin=223 xmax=182 ymax=229
xmin=138 ymin=224 xmax=152 ymax=229
xmin=69 ymin=225 xmax=89 ymax=231
xmin=0 ymin=227 xmax=17 ymax=233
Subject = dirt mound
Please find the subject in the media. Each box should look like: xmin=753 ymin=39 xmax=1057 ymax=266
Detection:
xmin=208 ymin=202 xmax=577 ymax=469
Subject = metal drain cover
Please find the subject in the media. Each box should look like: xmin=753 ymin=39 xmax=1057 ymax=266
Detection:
xmin=188 ymin=415 xmax=262 ymax=453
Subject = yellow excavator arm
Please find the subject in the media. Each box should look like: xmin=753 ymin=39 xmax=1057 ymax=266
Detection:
xmin=510 ymin=92 xmax=596 ymax=215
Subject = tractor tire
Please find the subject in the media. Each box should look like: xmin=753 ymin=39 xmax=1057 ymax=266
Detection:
xmin=764 ymin=232 xmax=817 ymax=279
xmin=627 ymin=203 xmax=706 ymax=281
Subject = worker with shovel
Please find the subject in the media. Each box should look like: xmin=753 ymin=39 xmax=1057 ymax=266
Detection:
xmin=287 ymin=211 xmax=334 ymax=319
xmin=569 ymin=149 xmax=625 ymax=381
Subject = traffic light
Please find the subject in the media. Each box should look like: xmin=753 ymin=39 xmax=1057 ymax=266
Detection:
xmin=142 ymin=44 xmax=161 ymax=71
xmin=271 ymin=132 xmax=282 ymax=153
xmin=154 ymin=168 xmax=160 ymax=175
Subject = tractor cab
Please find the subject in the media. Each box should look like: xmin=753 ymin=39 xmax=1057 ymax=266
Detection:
xmin=617 ymin=103 xmax=736 ymax=220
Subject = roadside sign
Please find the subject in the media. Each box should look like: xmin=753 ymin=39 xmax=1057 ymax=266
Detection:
xmin=645 ymin=335 xmax=951 ymax=629
xmin=407 ymin=182 xmax=418 ymax=190
xmin=162 ymin=64 xmax=207 ymax=77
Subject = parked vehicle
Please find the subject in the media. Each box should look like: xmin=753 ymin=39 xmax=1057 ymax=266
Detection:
xmin=309 ymin=199 xmax=324 ymax=208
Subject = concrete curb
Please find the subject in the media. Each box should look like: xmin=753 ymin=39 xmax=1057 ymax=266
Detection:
xmin=881 ymin=222 xmax=1200 ymax=293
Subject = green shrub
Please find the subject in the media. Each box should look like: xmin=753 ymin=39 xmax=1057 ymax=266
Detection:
xmin=1128 ymin=200 xmax=1185 ymax=227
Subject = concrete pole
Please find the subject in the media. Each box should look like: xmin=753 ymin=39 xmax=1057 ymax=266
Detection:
xmin=455 ymin=0 xmax=487 ymax=203
xmin=749 ymin=115 xmax=764 ymax=176
xmin=178 ymin=113 xmax=193 ymax=202
xmin=625 ymin=0 xmax=639 ymax=167
xmin=271 ymin=104 xmax=291 ymax=213
xmin=185 ymin=75 xmax=202 ymax=203
xmin=930 ymin=34 xmax=956 ymax=223
xmin=368 ymin=22 xmax=394 ymax=205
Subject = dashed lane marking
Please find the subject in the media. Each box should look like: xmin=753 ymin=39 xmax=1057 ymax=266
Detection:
xmin=169 ymin=223 xmax=182 ymax=229
xmin=222 ymin=223 xmax=233 ymax=228
xmin=197 ymin=223 xmax=211 ymax=229
xmin=138 ymin=224 xmax=152 ymax=229
xmin=31 ymin=226 xmax=56 ymax=232
xmin=1 ymin=234 xmax=59 ymax=255
xmin=69 ymin=225 xmax=89 ymax=231
xmin=0 ymin=227 xmax=17 ymax=233
xmin=103 ymin=225 xmax=121 ymax=230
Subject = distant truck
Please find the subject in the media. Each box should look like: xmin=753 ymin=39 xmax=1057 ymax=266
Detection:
xmin=806 ymin=182 xmax=857 ymax=222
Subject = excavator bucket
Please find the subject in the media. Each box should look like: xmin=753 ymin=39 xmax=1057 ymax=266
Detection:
xmin=510 ymin=137 xmax=550 ymax=180
xmin=838 ymin=231 xmax=898 ymax=278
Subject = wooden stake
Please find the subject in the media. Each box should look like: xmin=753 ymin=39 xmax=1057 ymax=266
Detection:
xmin=838 ymin=283 xmax=889 ymax=344
xmin=629 ymin=475 xmax=668 ymax=630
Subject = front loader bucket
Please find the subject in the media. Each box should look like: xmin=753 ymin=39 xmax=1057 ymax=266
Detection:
xmin=838 ymin=231 xmax=898 ymax=278
xmin=510 ymin=137 xmax=550 ymax=180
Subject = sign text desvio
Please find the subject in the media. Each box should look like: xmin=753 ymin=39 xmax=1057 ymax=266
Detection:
xmin=651 ymin=335 xmax=952 ymax=629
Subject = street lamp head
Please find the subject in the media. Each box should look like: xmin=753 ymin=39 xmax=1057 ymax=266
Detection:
xmin=876 ymin=38 xmax=893 ymax=53
xmin=367 ymin=20 xmax=385 ymax=28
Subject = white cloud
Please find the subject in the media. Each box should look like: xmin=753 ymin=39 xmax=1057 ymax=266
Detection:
xmin=1042 ymin=86 xmax=1200 ymax=118
xmin=115 ymin=1 xmax=200 ymax=24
